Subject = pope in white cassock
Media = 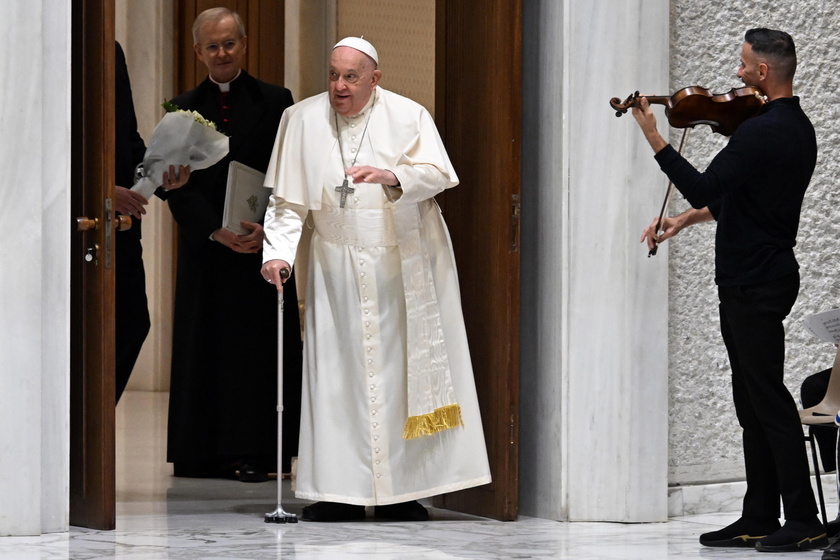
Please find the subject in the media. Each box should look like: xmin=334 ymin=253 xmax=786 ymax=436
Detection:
xmin=261 ymin=37 xmax=492 ymax=522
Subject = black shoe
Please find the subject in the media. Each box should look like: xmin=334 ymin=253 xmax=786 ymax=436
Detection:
xmin=755 ymin=518 xmax=827 ymax=552
xmin=300 ymin=501 xmax=366 ymax=522
xmin=824 ymin=540 xmax=840 ymax=560
xmin=374 ymin=500 xmax=429 ymax=521
xmin=238 ymin=463 xmax=269 ymax=483
xmin=699 ymin=516 xmax=781 ymax=548
xmin=172 ymin=462 xmax=226 ymax=479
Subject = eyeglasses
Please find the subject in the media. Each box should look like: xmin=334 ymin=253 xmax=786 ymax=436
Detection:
xmin=202 ymin=39 xmax=240 ymax=55
xmin=329 ymin=70 xmax=362 ymax=84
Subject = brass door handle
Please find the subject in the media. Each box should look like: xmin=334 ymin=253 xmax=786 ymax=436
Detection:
xmin=116 ymin=215 xmax=132 ymax=231
xmin=76 ymin=198 xmax=115 ymax=268
xmin=76 ymin=217 xmax=98 ymax=231
xmin=77 ymin=215 xmax=131 ymax=231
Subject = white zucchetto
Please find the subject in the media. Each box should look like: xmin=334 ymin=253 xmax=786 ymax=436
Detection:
xmin=333 ymin=36 xmax=379 ymax=66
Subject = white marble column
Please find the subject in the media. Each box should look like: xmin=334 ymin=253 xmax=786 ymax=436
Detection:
xmin=520 ymin=0 xmax=670 ymax=521
xmin=285 ymin=0 xmax=334 ymax=102
xmin=0 ymin=1 xmax=71 ymax=535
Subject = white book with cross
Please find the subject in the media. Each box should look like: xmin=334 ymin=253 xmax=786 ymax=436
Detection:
xmin=222 ymin=161 xmax=270 ymax=235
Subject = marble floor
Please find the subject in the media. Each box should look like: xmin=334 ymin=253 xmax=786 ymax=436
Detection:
xmin=0 ymin=391 xmax=833 ymax=559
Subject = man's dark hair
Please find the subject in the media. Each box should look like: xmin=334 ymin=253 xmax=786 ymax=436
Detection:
xmin=745 ymin=28 xmax=797 ymax=81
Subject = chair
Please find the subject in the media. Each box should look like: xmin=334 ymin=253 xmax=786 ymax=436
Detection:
xmin=799 ymin=346 xmax=840 ymax=528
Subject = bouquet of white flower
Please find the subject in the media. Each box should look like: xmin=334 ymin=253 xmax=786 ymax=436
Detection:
xmin=131 ymin=101 xmax=229 ymax=198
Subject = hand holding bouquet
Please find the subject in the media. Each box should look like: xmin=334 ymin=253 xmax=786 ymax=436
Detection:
xmin=131 ymin=102 xmax=229 ymax=198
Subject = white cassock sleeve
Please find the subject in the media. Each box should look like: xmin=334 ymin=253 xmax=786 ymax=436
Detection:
xmin=384 ymin=105 xmax=459 ymax=206
xmin=262 ymin=195 xmax=307 ymax=266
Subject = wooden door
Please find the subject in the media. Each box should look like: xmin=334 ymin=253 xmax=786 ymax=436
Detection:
xmin=69 ymin=0 xmax=117 ymax=530
xmin=435 ymin=0 xmax=522 ymax=521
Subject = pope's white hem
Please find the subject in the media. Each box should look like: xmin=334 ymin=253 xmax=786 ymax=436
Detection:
xmin=296 ymin=475 xmax=493 ymax=507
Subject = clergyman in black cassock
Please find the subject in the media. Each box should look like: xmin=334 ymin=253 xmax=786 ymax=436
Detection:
xmin=165 ymin=8 xmax=300 ymax=481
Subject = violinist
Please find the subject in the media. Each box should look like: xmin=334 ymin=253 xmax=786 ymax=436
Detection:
xmin=630 ymin=28 xmax=822 ymax=552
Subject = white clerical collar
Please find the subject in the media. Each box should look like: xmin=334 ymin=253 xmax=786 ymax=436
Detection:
xmin=210 ymin=70 xmax=242 ymax=92
xmin=340 ymin=90 xmax=377 ymax=121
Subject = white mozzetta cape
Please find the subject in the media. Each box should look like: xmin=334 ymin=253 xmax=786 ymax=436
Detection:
xmin=263 ymin=87 xmax=491 ymax=505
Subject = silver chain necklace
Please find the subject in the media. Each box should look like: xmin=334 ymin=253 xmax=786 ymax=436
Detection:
xmin=334 ymin=92 xmax=376 ymax=208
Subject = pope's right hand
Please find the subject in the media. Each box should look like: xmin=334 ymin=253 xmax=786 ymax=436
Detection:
xmin=261 ymin=259 xmax=291 ymax=292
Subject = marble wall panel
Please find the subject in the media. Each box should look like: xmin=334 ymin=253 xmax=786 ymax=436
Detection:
xmin=0 ymin=0 xmax=71 ymax=536
xmin=39 ymin=0 xmax=72 ymax=534
xmin=564 ymin=0 xmax=670 ymax=522
xmin=0 ymin=0 xmax=43 ymax=536
xmin=520 ymin=0 xmax=670 ymax=522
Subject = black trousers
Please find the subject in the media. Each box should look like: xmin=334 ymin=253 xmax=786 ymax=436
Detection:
xmin=115 ymin=232 xmax=151 ymax=404
xmin=719 ymin=271 xmax=817 ymax=521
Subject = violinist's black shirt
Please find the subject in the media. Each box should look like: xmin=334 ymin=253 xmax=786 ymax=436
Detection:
xmin=654 ymin=96 xmax=816 ymax=286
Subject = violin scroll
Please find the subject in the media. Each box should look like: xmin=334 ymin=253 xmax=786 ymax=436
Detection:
xmin=610 ymin=91 xmax=641 ymax=117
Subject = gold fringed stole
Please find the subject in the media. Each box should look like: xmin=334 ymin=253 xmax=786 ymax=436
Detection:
xmin=402 ymin=403 xmax=464 ymax=440
xmin=393 ymin=202 xmax=461 ymax=441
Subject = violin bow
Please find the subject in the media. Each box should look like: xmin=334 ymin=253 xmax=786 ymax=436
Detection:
xmin=649 ymin=127 xmax=690 ymax=257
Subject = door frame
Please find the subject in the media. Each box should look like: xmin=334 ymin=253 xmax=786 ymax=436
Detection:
xmin=68 ymin=0 xmax=522 ymax=526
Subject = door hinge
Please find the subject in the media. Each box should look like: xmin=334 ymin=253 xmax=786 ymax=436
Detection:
xmin=104 ymin=197 xmax=113 ymax=269
xmin=510 ymin=412 xmax=517 ymax=445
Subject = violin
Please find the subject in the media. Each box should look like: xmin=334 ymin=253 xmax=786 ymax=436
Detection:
xmin=610 ymin=85 xmax=766 ymax=257
xmin=610 ymin=85 xmax=767 ymax=136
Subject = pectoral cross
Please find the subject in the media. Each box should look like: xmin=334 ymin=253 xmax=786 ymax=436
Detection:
xmin=335 ymin=176 xmax=355 ymax=208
